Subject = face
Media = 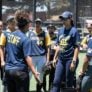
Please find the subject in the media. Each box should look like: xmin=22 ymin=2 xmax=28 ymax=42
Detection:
xmin=48 ymin=27 xmax=55 ymax=34
xmin=8 ymin=20 xmax=16 ymax=31
xmin=63 ymin=18 xmax=71 ymax=26
xmin=87 ymin=25 xmax=92 ymax=34
xmin=35 ymin=21 xmax=41 ymax=28
xmin=0 ymin=21 xmax=3 ymax=33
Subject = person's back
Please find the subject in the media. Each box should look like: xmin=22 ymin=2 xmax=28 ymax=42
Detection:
xmin=4 ymin=30 xmax=30 ymax=71
xmin=27 ymin=30 xmax=48 ymax=56
xmin=0 ymin=13 xmax=40 ymax=92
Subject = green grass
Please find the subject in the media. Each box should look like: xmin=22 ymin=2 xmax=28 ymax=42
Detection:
xmin=0 ymin=52 xmax=86 ymax=92
xmin=29 ymin=52 xmax=86 ymax=91
xmin=76 ymin=52 xmax=86 ymax=77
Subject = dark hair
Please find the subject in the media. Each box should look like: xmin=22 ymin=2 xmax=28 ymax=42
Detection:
xmin=15 ymin=9 xmax=30 ymax=29
xmin=47 ymin=25 xmax=56 ymax=30
xmin=71 ymin=20 xmax=74 ymax=27
xmin=17 ymin=17 xmax=30 ymax=29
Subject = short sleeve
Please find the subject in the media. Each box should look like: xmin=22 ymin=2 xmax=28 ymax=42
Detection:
xmin=86 ymin=38 xmax=92 ymax=57
xmin=86 ymin=48 xmax=92 ymax=57
xmin=73 ymin=30 xmax=80 ymax=47
xmin=23 ymin=38 xmax=32 ymax=57
xmin=56 ymin=30 xmax=60 ymax=45
xmin=0 ymin=33 xmax=6 ymax=46
xmin=81 ymin=37 xmax=87 ymax=46
xmin=45 ymin=31 xmax=51 ymax=46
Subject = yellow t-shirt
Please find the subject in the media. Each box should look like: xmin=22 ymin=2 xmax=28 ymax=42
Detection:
xmin=81 ymin=37 xmax=87 ymax=46
xmin=81 ymin=35 xmax=91 ymax=46
xmin=45 ymin=32 xmax=51 ymax=46
xmin=35 ymin=30 xmax=51 ymax=47
xmin=0 ymin=33 xmax=6 ymax=46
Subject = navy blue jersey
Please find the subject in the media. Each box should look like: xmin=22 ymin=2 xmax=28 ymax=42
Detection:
xmin=3 ymin=30 xmax=32 ymax=71
xmin=57 ymin=27 xmax=80 ymax=59
xmin=27 ymin=30 xmax=51 ymax=56
xmin=86 ymin=37 xmax=92 ymax=57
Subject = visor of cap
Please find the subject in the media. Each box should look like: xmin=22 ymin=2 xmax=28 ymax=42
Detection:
xmin=35 ymin=18 xmax=42 ymax=22
xmin=7 ymin=16 xmax=15 ymax=22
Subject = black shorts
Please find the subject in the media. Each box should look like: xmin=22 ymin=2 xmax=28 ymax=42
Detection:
xmin=5 ymin=69 xmax=29 ymax=92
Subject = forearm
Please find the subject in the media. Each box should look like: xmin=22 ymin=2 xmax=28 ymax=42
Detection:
xmin=0 ymin=46 xmax=5 ymax=64
xmin=82 ymin=61 xmax=88 ymax=73
xmin=72 ymin=47 xmax=79 ymax=61
xmin=46 ymin=47 xmax=50 ymax=63
xmin=53 ymin=46 xmax=59 ymax=60
xmin=82 ymin=56 xmax=89 ymax=73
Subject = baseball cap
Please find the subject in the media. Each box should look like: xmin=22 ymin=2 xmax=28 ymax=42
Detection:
xmin=59 ymin=11 xmax=73 ymax=19
xmin=6 ymin=15 xmax=15 ymax=23
xmin=47 ymin=24 xmax=56 ymax=30
xmin=35 ymin=18 xmax=42 ymax=23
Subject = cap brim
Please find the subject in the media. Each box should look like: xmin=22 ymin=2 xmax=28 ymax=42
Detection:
xmin=35 ymin=20 xmax=42 ymax=22
xmin=59 ymin=16 xmax=66 ymax=20
xmin=59 ymin=16 xmax=62 ymax=18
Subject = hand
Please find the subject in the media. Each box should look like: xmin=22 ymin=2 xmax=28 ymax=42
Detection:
xmin=45 ymin=61 xmax=49 ymax=66
xmin=78 ymin=69 xmax=84 ymax=77
xmin=70 ymin=62 xmax=76 ymax=72
xmin=52 ymin=59 xmax=57 ymax=68
xmin=1 ymin=61 xmax=5 ymax=67
xmin=83 ymin=44 xmax=88 ymax=49
xmin=34 ymin=72 xmax=41 ymax=84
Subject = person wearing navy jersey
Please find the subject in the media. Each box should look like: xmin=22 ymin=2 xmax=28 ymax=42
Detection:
xmin=0 ymin=16 xmax=40 ymax=92
xmin=81 ymin=37 xmax=92 ymax=92
xmin=47 ymin=24 xmax=57 ymax=91
xmin=50 ymin=11 xmax=80 ymax=92
xmin=81 ymin=22 xmax=92 ymax=49
xmin=79 ymin=23 xmax=92 ymax=92
xmin=27 ymin=18 xmax=51 ymax=92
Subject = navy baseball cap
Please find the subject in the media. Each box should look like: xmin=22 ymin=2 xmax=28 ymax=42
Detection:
xmin=59 ymin=11 xmax=73 ymax=19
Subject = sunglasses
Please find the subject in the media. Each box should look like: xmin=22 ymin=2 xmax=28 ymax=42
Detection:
xmin=35 ymin=21 xmax=41 ymax=25
xmin=61 ymin=18 xmax=69 ymax=21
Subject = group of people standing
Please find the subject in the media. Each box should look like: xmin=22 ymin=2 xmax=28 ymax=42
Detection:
xmin=0 ymin=9 xmax=92 ymax=92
